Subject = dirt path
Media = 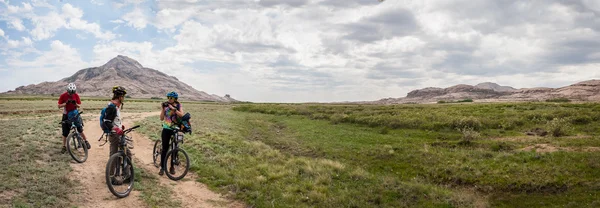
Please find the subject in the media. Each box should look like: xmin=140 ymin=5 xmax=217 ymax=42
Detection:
xmin=68 ymin=111 xmax=245 ymax=208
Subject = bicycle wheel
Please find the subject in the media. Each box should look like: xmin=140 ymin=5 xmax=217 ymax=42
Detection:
xmin=105 ymin=153 xmax=134 ymax=198
xmin=66 ymin=132 xmax=88 ymax=163
xmin=152 ymin=140 xmax=162 ymax=168
xmin=164 ymin=148 xmax=190 ymax=181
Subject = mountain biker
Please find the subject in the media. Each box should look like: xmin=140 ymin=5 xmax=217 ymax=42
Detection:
xmin=102 ymin=86 xmax=130 ymax=159
xmin=159 ymin=91 xmax=184 ymax=176
xmin=58 ymin=83 xmax=90 ymax=153
xmin=103 ymin=86 xmax=132 ymax=185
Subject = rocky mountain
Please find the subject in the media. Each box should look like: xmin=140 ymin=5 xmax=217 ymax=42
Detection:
xmin=376 ymin=80 xmax=600 ymax=104
xmin=2 ymin=55 xmax=238 ymax=102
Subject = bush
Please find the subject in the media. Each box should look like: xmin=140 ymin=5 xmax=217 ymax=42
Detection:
xmin=571 ymin=115 xmax=592 ymax=125
xmin=452 ymin=117 xmax=482 ymax=131
xmin=459 ymin=127 xmax=480 ymax=142
xmin=546 ymin=118 xmax=571 ymax=137
xmin=457 ymin=99 xmax=473 ymax=103
xmin=546 ymin=98 xmax=571 ymax=102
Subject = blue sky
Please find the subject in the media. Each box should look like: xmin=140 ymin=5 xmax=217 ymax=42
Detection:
xmin=1 ymin=0 xmax=600 ymax=102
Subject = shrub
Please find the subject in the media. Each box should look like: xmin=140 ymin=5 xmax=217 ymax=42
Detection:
xmin=546 ymin=97 xmax=571 ymax=102
xmin=452 ymin=117 xmax=482 ymax=131
xmin=457 ymin=99 xmax=473 ymax=103
xmin=546 ymin=118 xmax=571 ymax=137
xmin=459 ymin=126 xmax=480 ymax=142
xmin=571 ymin=115 xmax=592 ymax=125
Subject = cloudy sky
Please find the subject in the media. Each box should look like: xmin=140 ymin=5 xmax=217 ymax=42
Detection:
xmin=1 ymin=0 xmax=600 ymax=102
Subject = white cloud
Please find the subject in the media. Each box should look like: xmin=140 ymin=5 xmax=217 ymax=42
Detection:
xmin=9 ymin=18 xmax=27 ymax=31
xmin=122 ymin=7 xmax=148 ymax=30
xmin=0 ymin=28 xmax=4 ymax=38
xmin=27 ymin=3 xmax=114 ymax=41
xmin=68 ymin=18 xmax=116 ymax=40
xmin=91 ymin=0 xmax=104 ymax=6
xmin=2 ymin=40 xmax=88 ymax=91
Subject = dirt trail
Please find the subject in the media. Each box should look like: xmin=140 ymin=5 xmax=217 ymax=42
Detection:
xmin=69 ymin=111 xmax=245 ymax=208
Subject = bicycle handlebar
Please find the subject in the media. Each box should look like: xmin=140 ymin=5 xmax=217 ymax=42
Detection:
xmin=123 ymin=125 xmax=140 ymax=134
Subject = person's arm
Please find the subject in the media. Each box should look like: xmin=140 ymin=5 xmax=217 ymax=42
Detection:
xmin=58 ymin=95 xmax=66 ymax=108
xmin=103 ymin=105 xmax=117 ymax=130
xmin=160 ymin=105 xmax=165 ymax=121
xmin=75 ymin=94 xmax=81 ymax=109
xmin=168 ymin=104 xmax=184 ymax=117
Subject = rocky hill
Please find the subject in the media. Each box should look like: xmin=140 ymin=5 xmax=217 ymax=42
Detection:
xmin=376 ymin=80 xmax=600 ymax=104
xmin=2 ymin=55 xmax=238 ymax=102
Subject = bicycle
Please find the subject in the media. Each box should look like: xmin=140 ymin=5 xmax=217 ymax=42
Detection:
xmin=105 ymin=125 xmax=140 ymax=198
xmin=152 ymin=125 xmax=190 ymax=181
xmin=60 ymin=111 xmax=88 ymax=163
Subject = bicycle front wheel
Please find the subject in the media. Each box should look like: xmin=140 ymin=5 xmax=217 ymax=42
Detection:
xmin=105 ymin=153 xmax=134 ymax=198
xmin=164 ymin=148 xmax=190 ymax=181
xmin=66 ymin=132 xmax=88 ymax=163
xmin=152 ymin=140 xmax=162 ymax=168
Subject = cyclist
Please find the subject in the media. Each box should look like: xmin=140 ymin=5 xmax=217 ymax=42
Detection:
xmin=103 ymin=86 xmax=131 ymax=185
xmin=102 ymin=86 xmax=129 ymax=158
xmin=58 ymin=83 xmax=90 ymax=153
xmin=159 ymin=91 xmax=184 ymax=176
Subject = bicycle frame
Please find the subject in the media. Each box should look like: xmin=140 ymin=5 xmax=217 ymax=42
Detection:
xmin=110 ymin=126 xmax=139 ymax=181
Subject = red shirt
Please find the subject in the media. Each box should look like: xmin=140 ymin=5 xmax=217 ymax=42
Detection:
xmin=58 ymin=92 xmax=81 ymax=114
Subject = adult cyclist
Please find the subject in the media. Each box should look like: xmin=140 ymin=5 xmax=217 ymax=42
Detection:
xmin=158 ymin=91 xmax=184 ymax=176
xmin=58 ymin=83 xmax=90 ymax=153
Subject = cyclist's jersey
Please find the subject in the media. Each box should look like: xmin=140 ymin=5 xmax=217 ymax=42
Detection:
xmin=162 ymin=103 xmax=181 ymax=130
xmin=58 ymin=92 xmax=81 ymax=114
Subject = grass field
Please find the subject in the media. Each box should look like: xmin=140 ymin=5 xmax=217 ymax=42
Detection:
xmin=132 ymin=101 xmax=600 ymax=207
xmin=3 ymin=96 xmax=600 ymax=207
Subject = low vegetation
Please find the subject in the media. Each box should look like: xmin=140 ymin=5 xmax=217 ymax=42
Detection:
xmin=0 ymin=117 xmax=75 ymax=207
xmin=136 ymin=102 xmax=600 ymax=207
xmin=3 ymin=96 xmax=600 ymax=207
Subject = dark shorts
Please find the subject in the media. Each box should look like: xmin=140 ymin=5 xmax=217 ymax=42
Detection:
xmin=62 ymin=114 xmax=83 ymax=137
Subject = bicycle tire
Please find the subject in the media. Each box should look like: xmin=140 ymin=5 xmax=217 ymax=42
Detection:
xmin=105 ymin=153 xmax=134 ymax=198
xmin=164 ymin=148 xmax=190 ymax=181
xmin=66 ymin=132 xmax=88 ymax=163
xmin=152 ymin=140 xmax=162 ymax=168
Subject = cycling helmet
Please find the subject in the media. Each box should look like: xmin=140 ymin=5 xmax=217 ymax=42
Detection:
xmin=67 ymin=83 xmax=76 ymax=94
xmin=166 ymin=91 xmax=178 ymax=99
xmin=112 ymin=86 xmax=127 ymax=96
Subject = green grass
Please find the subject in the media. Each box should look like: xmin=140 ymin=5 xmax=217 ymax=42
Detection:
xmin=133 ymin=159 xmax=181 ymax=208
xmin=132 ymin=102 xmax=600 ymax=207
xmin=5 ymin=98 xmax=600 ymax=207
xmin=0 ymin=117 xmax=76 ymax=208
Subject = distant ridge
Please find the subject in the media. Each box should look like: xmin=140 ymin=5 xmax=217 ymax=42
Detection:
xmin=375 ymin=80 xmax=600 ymax=104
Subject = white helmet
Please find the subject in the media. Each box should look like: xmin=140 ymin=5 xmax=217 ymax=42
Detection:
xmin=67 ymin=83 xmax=77 ymax=94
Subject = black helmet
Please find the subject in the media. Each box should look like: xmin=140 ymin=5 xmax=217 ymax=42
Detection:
xmin=112 ymin=86 xmax=127 ymax=96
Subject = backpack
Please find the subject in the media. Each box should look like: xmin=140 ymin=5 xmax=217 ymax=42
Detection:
xmin=67 ymin=109 xmax=83 ymax=128
xmin=99 ymin=103 xmax=116 ymax=133
xmin=180 ymin=113 xmax=192 ymax=133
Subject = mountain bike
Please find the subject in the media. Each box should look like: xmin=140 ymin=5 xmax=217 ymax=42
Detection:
xmin=61 ymin=111 xmax=88 ymax=163
xmin=105 ymin=125 xmax=139 ymax=198
xmin=152 ymin=125 xmax=190 ymax=181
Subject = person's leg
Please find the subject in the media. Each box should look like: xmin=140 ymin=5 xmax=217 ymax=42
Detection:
xmin=61 ymin=114 xmax=69 ymax=153
xmin=77 ymin=126 xmax=91 ymax=149
xmin=159 ymin=128 xmax=171 ymax=175
xmin=109 ymin=133 xmax=119 ymax=157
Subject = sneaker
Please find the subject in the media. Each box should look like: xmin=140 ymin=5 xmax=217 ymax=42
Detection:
xmin=169 ymin=166 xmax=175 ymax=175
xmin=85 ymin=140 xmax=91 ymax=149
xmin=61 ymin=146 xmax=67 ymax=154
xmin=158 ymin=169 xmax=164 ymax=176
